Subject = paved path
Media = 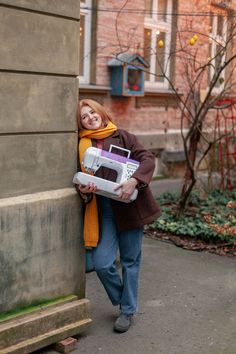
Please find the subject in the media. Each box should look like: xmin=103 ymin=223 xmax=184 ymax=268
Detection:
xmin=39 ymin=179 xmax=236 ymax=354
xmin=150 ymin=178 xmax=182 ymax=197
xmin=41 ymin=237 xmax=236 ymax=354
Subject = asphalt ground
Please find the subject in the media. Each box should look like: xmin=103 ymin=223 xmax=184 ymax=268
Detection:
xmin=38 ymin=179 xmax=236 ymax=354
xmin=41 ymin=237 xmax=236 ymax=354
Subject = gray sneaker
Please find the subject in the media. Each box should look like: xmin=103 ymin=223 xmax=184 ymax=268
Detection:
xmin=114 ymin=313 xmax=132 ymax=333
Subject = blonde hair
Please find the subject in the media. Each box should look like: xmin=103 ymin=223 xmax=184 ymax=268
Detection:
xmin=78 ymin=99 xmax=113 ymax=130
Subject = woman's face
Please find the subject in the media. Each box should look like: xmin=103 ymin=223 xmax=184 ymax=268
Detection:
xmin=80 ymin=105 xmax=103 ymax=130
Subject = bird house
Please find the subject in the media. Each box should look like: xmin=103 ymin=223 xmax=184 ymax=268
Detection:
xmin=108 ymin=52 xmax=149 ymax=97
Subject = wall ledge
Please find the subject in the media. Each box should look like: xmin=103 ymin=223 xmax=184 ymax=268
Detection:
xmin=0 ymin=188 xmax=77 ymax=206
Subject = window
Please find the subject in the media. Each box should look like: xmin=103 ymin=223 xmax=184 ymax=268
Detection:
xmin=209 ymin=13 xmax=227 ymax=90
xmin=144 ymin=0 xmax=172 ymax=89
xmin=80 ymin=0 xmax=92 ymax=84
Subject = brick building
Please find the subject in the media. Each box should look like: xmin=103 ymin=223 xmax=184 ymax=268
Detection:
xmin=80 ymin=0 xmax=236 ymax=177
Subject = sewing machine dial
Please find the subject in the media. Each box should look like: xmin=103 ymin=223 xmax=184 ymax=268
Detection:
xmin=127 ymin=163 xmax=138 ymax=179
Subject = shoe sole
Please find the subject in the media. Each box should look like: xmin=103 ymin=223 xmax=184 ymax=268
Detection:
xmin=114 ymin=326 xmax=129 ymax=333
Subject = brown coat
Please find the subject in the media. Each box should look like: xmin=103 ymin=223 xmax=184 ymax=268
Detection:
xmin=79 ymin=129 xmax=161 ymax=232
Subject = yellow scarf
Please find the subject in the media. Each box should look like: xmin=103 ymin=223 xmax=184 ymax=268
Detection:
xmin=79 ymin=121 xmax=117 ymax=247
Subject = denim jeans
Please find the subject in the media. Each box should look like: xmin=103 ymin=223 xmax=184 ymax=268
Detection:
xmin=86 ymin=197 xmax=143 ymax=315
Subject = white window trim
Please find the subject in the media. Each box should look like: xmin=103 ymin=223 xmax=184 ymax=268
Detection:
xmin=144 ymin=0 xmax=173 ymax=90
xmin=209 ymin=14 xmax=227 ymax=93
xmin=79 ymin=0 xmax=92 ymax=84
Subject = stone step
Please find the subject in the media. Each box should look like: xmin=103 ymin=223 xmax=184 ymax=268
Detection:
xmin=0 ymin=299 xmax=92 ymax=354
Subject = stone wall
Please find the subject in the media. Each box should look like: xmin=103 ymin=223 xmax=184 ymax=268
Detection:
xmin=0 ymin=1 xmax=84 ymax=313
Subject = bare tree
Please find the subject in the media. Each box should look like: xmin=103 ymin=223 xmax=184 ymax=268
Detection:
xmin=142 ymin=10 xmax=236 ymax=214
xmin=109 ymin=4 xmax=236 ymax=213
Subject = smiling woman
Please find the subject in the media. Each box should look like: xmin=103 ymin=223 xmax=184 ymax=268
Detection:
xmin=74 ymin=98 xmax=161 ymax=333
xmin=77 ymin=99 xmax=113 ymax=130
xmin=80 ymin=106 xmax=103 ymax=130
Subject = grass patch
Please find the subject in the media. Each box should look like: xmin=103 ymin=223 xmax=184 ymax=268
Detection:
xmin=0 ymin=294 xmax=77 ymax=322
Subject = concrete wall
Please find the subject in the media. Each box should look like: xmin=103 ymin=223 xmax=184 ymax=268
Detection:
xmin=0 ymin=190 xmax=84 ymax=313
xmin=0 ymin=1 xmax=83 ymax=313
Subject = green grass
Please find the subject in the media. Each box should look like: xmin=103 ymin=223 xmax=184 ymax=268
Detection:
xmin=0 ymin=294 xmax=77 ymax=322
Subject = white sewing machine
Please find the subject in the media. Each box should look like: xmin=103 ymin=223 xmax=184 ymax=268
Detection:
xmin=73 ymin=145 xmax=140 ymax=203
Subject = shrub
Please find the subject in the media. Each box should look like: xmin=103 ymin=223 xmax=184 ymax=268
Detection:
xmin=150 ymin=189 xmax=236 ymax=243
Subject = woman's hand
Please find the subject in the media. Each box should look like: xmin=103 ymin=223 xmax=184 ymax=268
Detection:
xmin=114 ymin=177 xmax=138 ymax=201
xmin=78 ymin=182 xmax=98 ymax=194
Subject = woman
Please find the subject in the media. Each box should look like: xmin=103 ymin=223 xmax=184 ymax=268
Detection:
xmin=76 ymin=99 xmax=160 ymax=333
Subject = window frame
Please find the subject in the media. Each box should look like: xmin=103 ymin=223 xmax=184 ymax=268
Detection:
xmin=79 ymin=0 xmax=92 ymax=84
xmin=209 ymin=13 xmax=227 ymax=92
xmin=144 ymin=0 xmax=173 ymax=90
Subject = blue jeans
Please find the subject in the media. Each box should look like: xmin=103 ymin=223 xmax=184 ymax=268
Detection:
xmin=86 ymin=197 xmax=143 ymax=315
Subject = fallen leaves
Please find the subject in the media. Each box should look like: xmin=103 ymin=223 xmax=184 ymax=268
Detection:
xmin=144 ymin=228 xmax=236 ymax=257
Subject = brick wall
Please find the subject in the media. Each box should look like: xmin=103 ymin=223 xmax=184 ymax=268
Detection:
xmin=95 ymin=0 xmax=145 ymax=87
xmin=80 ymin=0 xmax=236 ymax=176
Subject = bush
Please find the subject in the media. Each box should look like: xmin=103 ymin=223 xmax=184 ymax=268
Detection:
xmin=150 ymin=189 xmax=236 ymax=243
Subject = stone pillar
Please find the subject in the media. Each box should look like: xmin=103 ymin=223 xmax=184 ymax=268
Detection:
xmin=0 ymin=1 xmax=91 ymax=352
